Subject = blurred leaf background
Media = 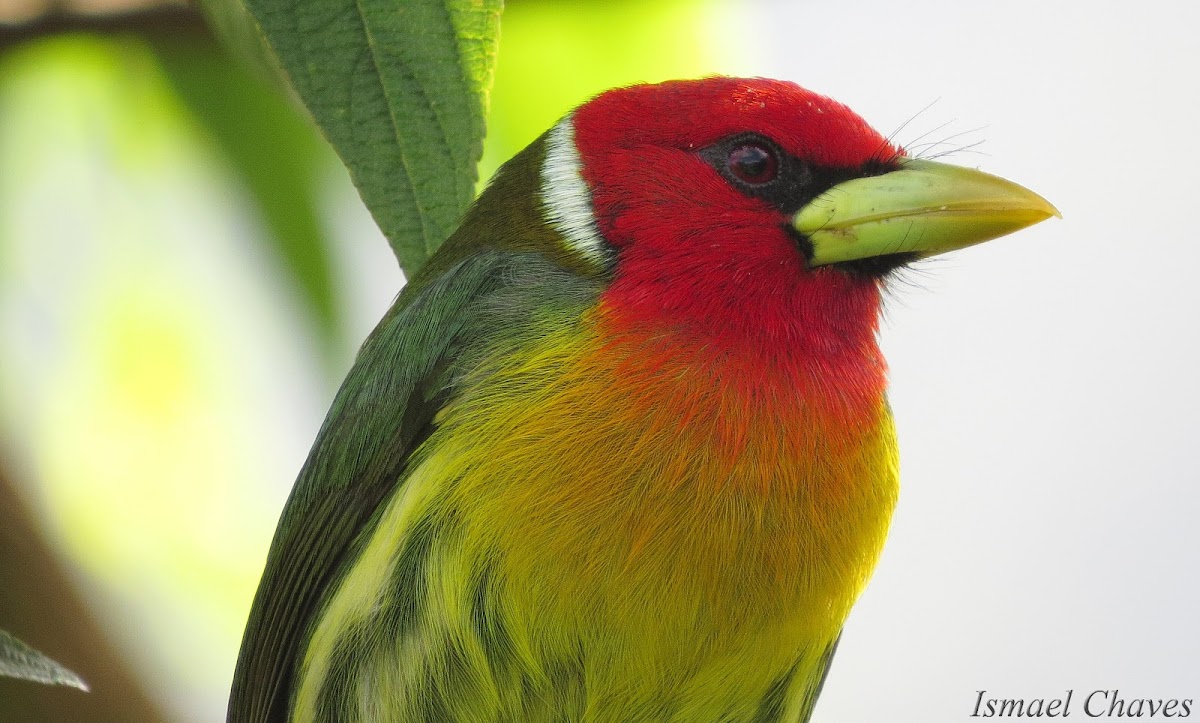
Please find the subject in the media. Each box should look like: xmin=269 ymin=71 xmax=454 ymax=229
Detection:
xmin=0 ymin=2 xmax=745 ymax=719
xmin=5 ymin=1 xmax=1200 ymax=721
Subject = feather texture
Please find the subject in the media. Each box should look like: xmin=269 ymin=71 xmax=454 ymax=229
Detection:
xmin=291 ymin=272 xmax=898 ymax=722
xmin=232 ymin=78 xmax=907 ymax=723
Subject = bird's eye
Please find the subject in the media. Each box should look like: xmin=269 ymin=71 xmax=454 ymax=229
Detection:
xmin=726 ymin=143 xmax=779 ymax=185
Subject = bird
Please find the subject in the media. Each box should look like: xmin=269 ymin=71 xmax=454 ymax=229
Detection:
xmin=228 ymin=76 xmax=1058 ymax=723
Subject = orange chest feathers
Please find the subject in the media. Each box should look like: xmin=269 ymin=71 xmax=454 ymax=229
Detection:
xmin=433 ymin=306 xmax=900 ymax=662
xmin=294 ymin=305 xmax=902 ymax=722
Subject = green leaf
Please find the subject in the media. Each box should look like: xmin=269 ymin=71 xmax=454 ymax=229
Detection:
xmin=0 ymin=630 xmax=87 ymax=691
xmin=241 ymin=0 xmax=503 ymax=276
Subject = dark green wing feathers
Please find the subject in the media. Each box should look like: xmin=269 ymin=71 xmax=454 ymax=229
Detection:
xmin=229 ymin=136 xmax=605 ymax=722
xmin=228 ymin=252 xmax=514 ymax=722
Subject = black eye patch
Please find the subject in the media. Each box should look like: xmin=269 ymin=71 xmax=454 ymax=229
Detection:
xmin=697 ymin=133 xmax=897 ymax=215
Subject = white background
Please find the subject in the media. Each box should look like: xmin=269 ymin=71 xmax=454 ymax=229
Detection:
xmin=746 ymin=0 xmax=1200 ymax=719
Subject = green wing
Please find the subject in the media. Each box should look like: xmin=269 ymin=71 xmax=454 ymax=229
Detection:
xmin=228 ymin=134 xmax=603 ymax=722
xmin=228 ymin=250 xmax=515 ymax=722
xmin=799 ymin=633 xmax=841 ymax=722
xmin=750 ymin=633 xmax=841 ymax=723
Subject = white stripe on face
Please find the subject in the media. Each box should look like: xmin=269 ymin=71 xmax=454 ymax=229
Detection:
xmin=540 ymin=116 xmax=611 ymax=270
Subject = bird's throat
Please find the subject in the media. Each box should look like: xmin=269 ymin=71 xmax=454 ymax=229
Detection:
xmin=596 ymin=258 xmax=890 ymax=429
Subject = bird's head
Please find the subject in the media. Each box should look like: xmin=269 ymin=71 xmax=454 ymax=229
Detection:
xmin=459 ymin=77 xmax=1057 ymax=355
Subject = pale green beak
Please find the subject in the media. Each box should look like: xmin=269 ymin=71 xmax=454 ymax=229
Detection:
xmin=792 ymin=158 xmax=1060 ymax=266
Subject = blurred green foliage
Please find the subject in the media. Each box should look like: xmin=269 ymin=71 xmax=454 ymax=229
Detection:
xmin=146 ymin=32 xmax=344 ymax=358
xmin=0 ymin=2 xmax=739 ymax=719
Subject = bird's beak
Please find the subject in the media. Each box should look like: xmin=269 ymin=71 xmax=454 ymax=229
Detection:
xmin=792 ymin=158 xmax=1060 ymax=267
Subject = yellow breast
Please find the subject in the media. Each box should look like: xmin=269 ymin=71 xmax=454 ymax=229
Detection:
xmin=294 ymin=310 xmax=899 ymax=722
